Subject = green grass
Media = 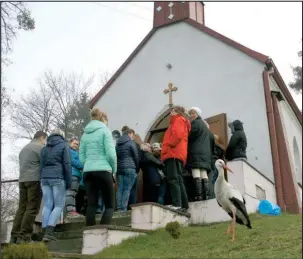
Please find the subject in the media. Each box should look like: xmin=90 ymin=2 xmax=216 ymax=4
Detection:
xmin=93 ymin=213 xmax=302 ymax=259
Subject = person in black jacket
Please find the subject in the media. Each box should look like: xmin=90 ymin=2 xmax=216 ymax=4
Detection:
xmin=116 ymin=128 xmax=139 ymax=213
xmin=225 ymin=120 xmax=247 ymax=161
xmin=141 ymin=143 xmax=165 ymax=203
xmin=187 ymin=107 xmax=212 ymax=201
xmin=40 ymin=129 xmax=72 ymax=242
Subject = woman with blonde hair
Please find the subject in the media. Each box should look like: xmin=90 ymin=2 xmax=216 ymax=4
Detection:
xmin=161 ymin=105 xmax=191 ymax=213
xmin=79 ymin=108 xmax=117 ymax=226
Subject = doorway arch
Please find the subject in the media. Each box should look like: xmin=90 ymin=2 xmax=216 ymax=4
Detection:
xmin=293 ymin=136 xmax=302 ymax=184
xmin=144 ymin=108 xmax=172 ymax=143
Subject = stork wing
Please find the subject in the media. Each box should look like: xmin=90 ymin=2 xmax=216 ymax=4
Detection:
xmin=226 ymin=182 xmax=244 ymax=203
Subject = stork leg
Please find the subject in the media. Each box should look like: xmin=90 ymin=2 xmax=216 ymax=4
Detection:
xmin=226 ymin=224 xmax=231 ymax=235
xmin=231 ymin=211 xmax=236 ymax=242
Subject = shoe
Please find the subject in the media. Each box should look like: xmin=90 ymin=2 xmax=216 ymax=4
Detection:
xmin=42 ymin=226 xmax=57 ymax=242
xmin=67 ymin=211 xmax=83 ymax=218
xmin=166 ymin=205 xmax=182 ymax=210
xmin=33 ymin=228 xmax=46 ymax=242
xmin=16 ymin=236 xmax=33 ymax=244
xmin=9 ymin=236 xmax=17 ymax=244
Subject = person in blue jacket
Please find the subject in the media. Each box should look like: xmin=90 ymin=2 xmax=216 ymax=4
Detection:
xmin=65 ymin=136 xmax=84 ymax=219
xmin=40 ymin=129 xmax=72 ymax=242
xmin=116 ymin=128 xmax=139 ymax=213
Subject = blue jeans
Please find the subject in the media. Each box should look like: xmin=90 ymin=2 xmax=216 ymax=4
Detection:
xmin=117 ymin=169 xmax=137 ymax=211
xmin=41 ymin=179 xmax=66 ymax=228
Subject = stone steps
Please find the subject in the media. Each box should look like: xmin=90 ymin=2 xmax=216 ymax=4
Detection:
xmin=131 ymin=202 xmax=190 ymax=230
xmin=46 ymin=212 xmax=131 ymax=254
xmin=82 ymin=224 xmax=150 ymax=255
xmin=48 ymin=203 xmax=193 ymax=255
xmin=55 ymin=213 xmax=131 ymax=232
xmin=50 ymin=252 xmax=87 ymax=259
xmin=46 ymin=238 xmax=83 ymax=254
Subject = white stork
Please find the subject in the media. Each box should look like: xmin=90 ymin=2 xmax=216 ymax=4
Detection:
xmin=214 ymin=159 xmax=252 ymax=242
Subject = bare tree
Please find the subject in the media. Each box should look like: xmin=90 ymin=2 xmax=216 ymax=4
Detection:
xmin=100 ymin=71 xmax=112 ymax=87
xmin=1 ymin=2 xmax=35 ymax=58
xmin=9 ymin=70 xmax=95 ymax=140
xmin=9 ymin=83 xmax=56 ymax=139
xmin=1 ymin=176 xmax=19 ymax=241
xmin=42 ymin=70 xmax=94 ymax=137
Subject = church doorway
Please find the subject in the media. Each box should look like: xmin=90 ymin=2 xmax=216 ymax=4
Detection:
xmin=144 ymin=109 xmax=228 ymax=150
xmin=136 ymin=109 xmax=228 ymax=203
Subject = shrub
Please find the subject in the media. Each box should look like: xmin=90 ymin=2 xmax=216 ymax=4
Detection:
xmin=2 ymin=242 xmax=50 ymax=259
xmin=165 ymin=221 xmax=181 ymax=239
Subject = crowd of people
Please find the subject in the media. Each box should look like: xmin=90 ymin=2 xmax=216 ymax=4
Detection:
xmin=9 ymin=105 xmax=247 ymax=244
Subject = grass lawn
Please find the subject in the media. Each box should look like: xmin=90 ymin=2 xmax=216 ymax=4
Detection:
xmin=93 ymin=213 xmax=302 ymax=259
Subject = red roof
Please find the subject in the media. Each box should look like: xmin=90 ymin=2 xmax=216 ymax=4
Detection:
xmin=89 ymin=19 xmax=301 ymax=125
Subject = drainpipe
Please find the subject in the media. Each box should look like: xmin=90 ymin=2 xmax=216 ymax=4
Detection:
xmin=262 ymin=66 xmax=285 ymax=210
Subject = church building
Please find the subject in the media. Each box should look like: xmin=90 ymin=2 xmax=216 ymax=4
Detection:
xmin=90 ymin=2 xmax=302 ymax=213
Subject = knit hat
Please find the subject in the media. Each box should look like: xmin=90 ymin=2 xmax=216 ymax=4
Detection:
xmin=51 ymin=128 xmax=65 ymax=138
xmin=151 ymin=142 xmax=161 ymax=150
xmin=189 ymin=107 xmax=202 ymax=117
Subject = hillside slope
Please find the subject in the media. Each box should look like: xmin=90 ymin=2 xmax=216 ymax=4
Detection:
xmin=93 ymin=213 xmax=302 ymax=259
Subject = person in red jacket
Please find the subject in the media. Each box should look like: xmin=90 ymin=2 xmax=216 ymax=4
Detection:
xmin=161 ymin=106 xmax=191 ymax=213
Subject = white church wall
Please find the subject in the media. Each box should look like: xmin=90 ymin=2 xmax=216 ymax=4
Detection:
xmin=94 ymin=22 xmax=274 ymax=181
xmin=227 ymin=160 xmax=276 ymax=207
xmin=269 ymin=77 xmax=302 ymax=185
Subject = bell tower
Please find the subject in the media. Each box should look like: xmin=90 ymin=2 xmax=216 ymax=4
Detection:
xmin=153 ymin=1 xmax=205 ymax=28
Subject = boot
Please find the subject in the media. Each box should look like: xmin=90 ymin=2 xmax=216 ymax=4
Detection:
xmin=34 ymin=228 xmax=46 ymax=242
xmin=42 ymin=226 xmax=57 ymax=242
xmin=194 ymin=178 xmax=203 ymax=201
xmin=9 ymin=236 xmax=17 ymax=244
xmin=202 ymin=179 xmax=209 ymax=200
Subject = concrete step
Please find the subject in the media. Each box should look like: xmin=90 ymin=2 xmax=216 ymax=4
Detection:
xmin=131 ymin=202 xmax=190 ymax=230
xmin=82 ymin=224 xmax=150 ymax=255
xmin=46 ymin=238 xmax=82 ymax=254
xmin=55 ymin=212 xmax=131 ymax=232
xmin=50 ymin=252 xmax=87 ymax=259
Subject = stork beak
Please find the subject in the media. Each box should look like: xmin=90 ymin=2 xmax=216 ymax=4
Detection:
xmin=223 ymin=165 xmax=233 ymax=173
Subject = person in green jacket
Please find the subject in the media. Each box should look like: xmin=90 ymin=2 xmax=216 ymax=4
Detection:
xmin=79 ymin=108 xmax=117 ymax=226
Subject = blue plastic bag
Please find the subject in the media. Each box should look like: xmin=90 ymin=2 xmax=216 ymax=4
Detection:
xmin=258 ymin=200 xmax=281 ymax=216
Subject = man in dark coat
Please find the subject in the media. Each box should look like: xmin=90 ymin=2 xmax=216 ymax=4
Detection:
xmin=187 ymin=107 xmax=212 ymax=201
xmin=225 ymin=120 xmax=247 ymax=161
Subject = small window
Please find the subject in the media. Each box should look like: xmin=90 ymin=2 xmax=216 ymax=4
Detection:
xmin=256 ymin=185 xmax=266 ymax=200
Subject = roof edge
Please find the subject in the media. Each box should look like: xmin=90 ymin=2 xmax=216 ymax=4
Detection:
xmin=89 ymin=28 xmax=157 ymax=108
xmin=184 ymin=18 xmax=269 ymax=63
xmin=266 ymin=59 xmax=302 ymax=125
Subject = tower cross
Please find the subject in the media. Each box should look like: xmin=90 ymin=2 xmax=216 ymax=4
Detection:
xmin=163 ymin=82 xmax=178 ymax=106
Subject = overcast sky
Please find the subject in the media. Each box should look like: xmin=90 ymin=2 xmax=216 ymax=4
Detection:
xmin=2 ymin=2 xmax=302 ymax=178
